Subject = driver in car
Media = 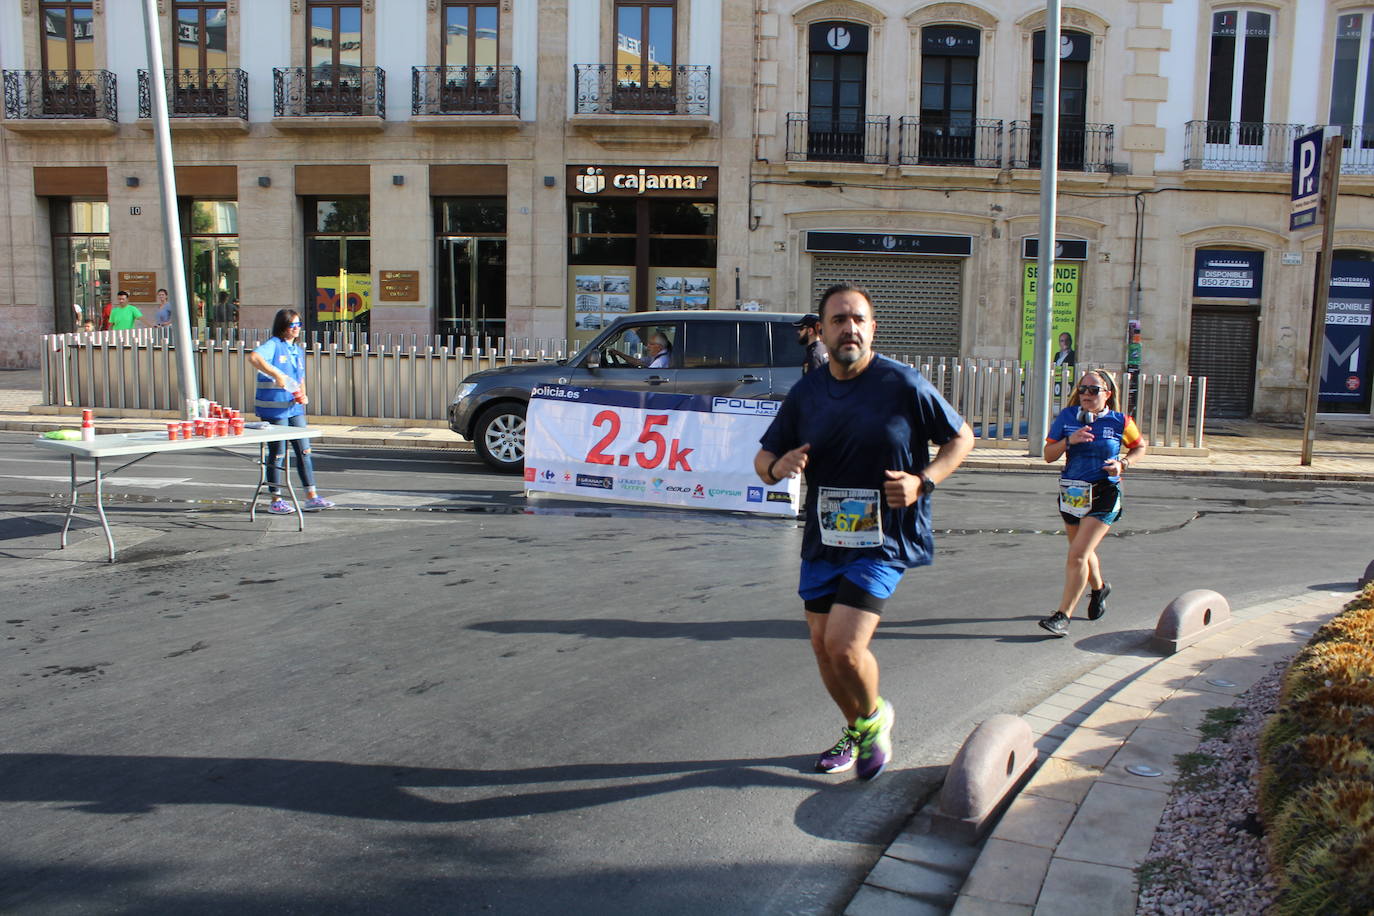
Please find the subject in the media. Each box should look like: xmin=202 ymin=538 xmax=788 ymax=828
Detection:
xmin=608 ymin=331 xmax=672 ymax=369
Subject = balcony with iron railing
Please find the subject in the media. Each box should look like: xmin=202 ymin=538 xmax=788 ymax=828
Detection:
xmin=785 ymin=113 xmax=891 ymax=167
xmin=570 ymin=64 xmax=711 ymax=144
xmin=1182 ymin=120 xmax=1305 ymax=172
xmin=412 ymin=65 xmax=519 ymax=116
xmin=137 ymin=68 xmax=248 ymax=126
xmin=1010 ymin=120 xmax=1115 ymax=173
xmin=2 ymin=69 xmax=117 ymax=130
xmin=1183 ymin=120 xmax=1374 ymax=177
xmin=273 ymin=66 xmax=385 ymax=127
xmin=573 ymin=64 xmax=709 ymax=116
xmin=898 ymin=116 xmax=1003 ymax=169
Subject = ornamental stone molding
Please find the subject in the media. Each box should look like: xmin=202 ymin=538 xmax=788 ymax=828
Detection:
xmin=796 ymin=0 xmax=883 ymax=27
xmin=906 ymin=3 xmax=997 ymax=30
xmin=1017 ymin=7 xmax=1109 ymax=34
xmin=1181 ymin=226 xmax=1287 ymax=248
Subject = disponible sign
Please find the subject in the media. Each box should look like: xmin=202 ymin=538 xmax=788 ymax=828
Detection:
xmin=1321 ymin=262 xmax=1374 ymax=404
xmin=523 ymin=386 xmax=800 ymax=516
xmin=1193 ymin=249 xmax=1263 ymax=299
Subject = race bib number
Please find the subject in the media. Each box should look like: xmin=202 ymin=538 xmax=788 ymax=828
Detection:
xmin=818 ymin=487 xmax=883 ymax=548
xmin=1059 ymin=479 xmax=1094 ymax=518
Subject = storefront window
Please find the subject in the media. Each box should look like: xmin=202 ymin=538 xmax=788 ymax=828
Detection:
xmin=50 ymin=199 xmax=110 ymax=332
xmin=307 ymin=197 xmax=371 ymax=334
xmin=434 ymin=197 xmax=507 ymax=340
xmin=182 ymin=200 xmax=239 ymax=334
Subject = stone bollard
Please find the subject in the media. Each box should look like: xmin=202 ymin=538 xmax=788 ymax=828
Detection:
xmin=1151 ymin=589 xmax=1231 ymax=654
xmin=932 ymin=714 xmax=1036 ymax=842
xmin=1362 ymin=558 xmax=1374 ymax=586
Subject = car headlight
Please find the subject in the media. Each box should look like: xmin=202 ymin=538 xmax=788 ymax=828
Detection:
xmin=453 ymin=383 xmax=477 ymax=403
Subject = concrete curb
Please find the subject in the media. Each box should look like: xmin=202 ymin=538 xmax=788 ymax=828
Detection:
xmin=939 ymin=590 xmax=1350 ymax=916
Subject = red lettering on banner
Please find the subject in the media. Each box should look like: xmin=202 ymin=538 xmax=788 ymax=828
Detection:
xmin=667 ymin=441 xmax=694 ymax=471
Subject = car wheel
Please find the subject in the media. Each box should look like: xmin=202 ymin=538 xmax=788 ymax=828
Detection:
xmin=474 ymin=402 xmax=527 ymax=473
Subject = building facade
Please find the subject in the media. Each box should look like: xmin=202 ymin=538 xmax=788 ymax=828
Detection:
xmin=747 ymin=0 xmax=1374 ymax=420
xmin=2 ymin=0 xmax=1373 ymax=420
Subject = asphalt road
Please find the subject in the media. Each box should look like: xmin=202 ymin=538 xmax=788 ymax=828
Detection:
xmin=1 ymin=432 xmax=1370 ymax=914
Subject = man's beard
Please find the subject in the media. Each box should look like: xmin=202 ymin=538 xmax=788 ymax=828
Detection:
xmin=830 ymin=340 xmax=866 ymax=365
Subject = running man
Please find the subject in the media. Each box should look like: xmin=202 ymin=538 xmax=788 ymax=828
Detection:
xmin=756 ymin=283 xmax=975 ymax=780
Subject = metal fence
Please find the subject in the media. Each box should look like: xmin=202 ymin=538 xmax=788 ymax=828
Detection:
xmin=40 ymin=332 xmax=1206 ymax=449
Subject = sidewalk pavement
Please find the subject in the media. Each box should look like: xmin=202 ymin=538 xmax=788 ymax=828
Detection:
xmin=3 ymin=368 xmax=1372 ymax=480
xmin=2 ymin=369 xmax=1370 ymax=915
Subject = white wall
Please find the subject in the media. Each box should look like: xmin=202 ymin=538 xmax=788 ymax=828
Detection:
xmin=566 ymin=0 xmax=601 ymax=116
xmin=240 ymin=1 xmax=290 ymax=122
xmin=1159 ymin=0 xmax=1200 ymax=170
xmin=514 ymin=0 xmax=537 ymax=120
xmin=375 ymin=0 xmax=426 ymax=121
xmin=107 ymin=4 xmax=152 ymax=123
xmin=0 ymin=0 xmax=22 ymax=72
xmin=1289 ymin=0 xmax=1325 ymax=122
xmin=690 ymin=0 xmax=722 ymax=121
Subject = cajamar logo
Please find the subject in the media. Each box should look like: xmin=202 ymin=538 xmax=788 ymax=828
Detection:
xmin=575 ymin=167 xmax=606 ymax=194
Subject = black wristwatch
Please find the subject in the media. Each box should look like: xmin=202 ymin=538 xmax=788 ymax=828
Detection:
xmin=918 ymin=472 xmax=936 ymax=498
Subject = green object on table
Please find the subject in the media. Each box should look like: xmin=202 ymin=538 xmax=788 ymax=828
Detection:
xmin=42 ymin=429 xmax=83 ymax=440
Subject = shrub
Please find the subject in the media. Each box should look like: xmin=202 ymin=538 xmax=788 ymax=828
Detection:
xmin=1268 ymin=778 xmax=1374 ymax=867
xmin=1258 ymin=682 xmax=1374 ymax=762
xmin=1310 ymin=605 xmax=1374 ymax=647
xmin=1275 ymin=823 xmax=1374 ymax=916
xmin=1281 ymin=640 xmax=1374 ymax=704
xmin=1258 ymin=734 xmax=1374 ymax=824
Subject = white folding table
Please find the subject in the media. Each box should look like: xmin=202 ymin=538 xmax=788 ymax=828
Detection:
xmin=33 ymin=425 xmax=321 ymax=562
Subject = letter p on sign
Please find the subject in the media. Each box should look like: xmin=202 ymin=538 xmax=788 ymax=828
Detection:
xmin=1290 ymin=127 xmax=1325 ymax=230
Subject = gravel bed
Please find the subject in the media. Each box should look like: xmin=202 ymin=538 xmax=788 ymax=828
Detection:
xmin=1136 ymin=662 xmax=1286 ymax=915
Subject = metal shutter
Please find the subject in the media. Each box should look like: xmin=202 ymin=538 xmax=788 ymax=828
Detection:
xmin=811 ymin=256 xmax=963 ymax=357
xmin=1188 ymin=306 xmax=1258 ymax=418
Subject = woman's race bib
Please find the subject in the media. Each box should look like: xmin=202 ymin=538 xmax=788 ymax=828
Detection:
xmin=1058 ymin=479 xmax=1094 ymax=518
xmin=817 ymin=486 xmax=883 ymax=548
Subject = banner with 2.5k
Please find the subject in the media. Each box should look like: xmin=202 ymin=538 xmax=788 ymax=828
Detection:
xmin=523 ymin=386 xmax=801 ymax=516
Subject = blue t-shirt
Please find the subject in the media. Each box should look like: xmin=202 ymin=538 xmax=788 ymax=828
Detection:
xmin=1047 ymin=406 xmax=1143 ymax=484
xmin=252 ymin=336 xmax=305 ymax=420
xmin=760 ymin=354 xmax=965 ymax=568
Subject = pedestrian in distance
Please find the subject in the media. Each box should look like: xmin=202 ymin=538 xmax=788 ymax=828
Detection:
xmin=794 ymin=313 xmax=829 ymax=374
xmin=756 ymin=283 xmax=975 ymax=780
xmin=247 ymin=309 xmax=334 ymax=515
xmin=1038 ymin=368 xmax=1147 ymax=637
xmin=106 ymin=291 xmax=143 ymax=330
xmin=153 ymin=288 xmax=173 ymax=328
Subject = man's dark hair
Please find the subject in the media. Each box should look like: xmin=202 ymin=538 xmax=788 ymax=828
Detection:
xmin=116 ymin=290 xmax=129 ymax=298
xmin=157 ymin=288 xmax=168 ymax=295
xmin=817 ymin=282 xmax=873 ymax=319
xmin=271 ymin=308 xmax=301 ymax=339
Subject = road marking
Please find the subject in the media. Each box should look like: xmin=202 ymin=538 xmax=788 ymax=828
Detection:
xmin=0 ymin=474 xmax=249 ymax=490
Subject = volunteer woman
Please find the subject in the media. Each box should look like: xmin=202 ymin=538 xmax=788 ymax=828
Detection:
xmin=1038 ymin=369 xmax=1145 ymax=637
xmin=247 ymin=309 xmax=333 ymax=515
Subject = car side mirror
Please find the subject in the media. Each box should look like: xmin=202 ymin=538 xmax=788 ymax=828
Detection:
xmin=585 ymin=349 xmax=601 ymax=370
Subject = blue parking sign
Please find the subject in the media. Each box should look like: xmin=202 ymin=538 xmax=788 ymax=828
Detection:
xmin=1290 ymin=129 xmax=1324 ymax=230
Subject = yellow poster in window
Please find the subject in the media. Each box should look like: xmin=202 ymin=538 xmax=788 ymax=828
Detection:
xmin=1020 ymin=262 xmax=1079 ymax=364
xmin=315 ymin=272 xmax=372 ymax=321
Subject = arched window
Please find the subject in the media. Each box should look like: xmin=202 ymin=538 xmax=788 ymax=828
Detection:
xmin=919 ymin=26 xmax=980 ymax=164
xmin=1206 ymin=9 xmax=1272 ymax=145
xmin=806 ymin=21 xmax=869 ymax=161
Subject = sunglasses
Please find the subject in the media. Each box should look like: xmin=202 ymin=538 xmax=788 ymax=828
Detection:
xmin=1077 ymin=385 xmax=1107 ymax=395
xmin=287 ymin=321 xmax=302 ymax=328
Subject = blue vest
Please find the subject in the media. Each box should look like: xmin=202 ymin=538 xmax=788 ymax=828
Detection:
xmin=253 ymin=337 xmax=305 ymax=420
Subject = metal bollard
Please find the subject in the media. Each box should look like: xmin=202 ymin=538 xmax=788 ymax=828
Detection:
xmin=932 ymin=714 xmax=1036 ymax=841
xmin=1151 ymin=589 xmax=1232 ymax=654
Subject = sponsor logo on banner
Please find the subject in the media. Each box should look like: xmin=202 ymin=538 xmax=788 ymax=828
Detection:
xmin=747 ymin=487 xmax=764 ymax=503
xmin=542 ymin=469 xmax=557 ymax=481
xmin=620 ymin=478 xmax=647 ymax=492
xmin=709 ymin=488 xmax=743 ymax=498
xmin=767 ymin=491 xmax=794 ymax=504
xmin=711 ymin=397 xmax=781 ymax=417
xmin=563 ymin=471 xmax=573 ymax=481
xmin=524 ymin=467 xmax=537 ymax=482
xmin=576 ymin=474 xmax=614 ymax=490
xmin=692 ymin=484 xmax=706 ymax=499
xmin=665 ymin=484 xmax=692 ymax=493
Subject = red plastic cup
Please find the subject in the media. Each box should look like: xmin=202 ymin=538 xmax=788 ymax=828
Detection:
xmin=181 ymin=421 xmax=193 ymax=439
xmin=231 ymin=417 xmax=244 ymax=435
xmin=167 ymin=422 xmax=180 ymax=441
xmin=215 ymin=418 xmax=228 ymax=437
xmin=194 ymin=418 xmax=207 ymax=437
